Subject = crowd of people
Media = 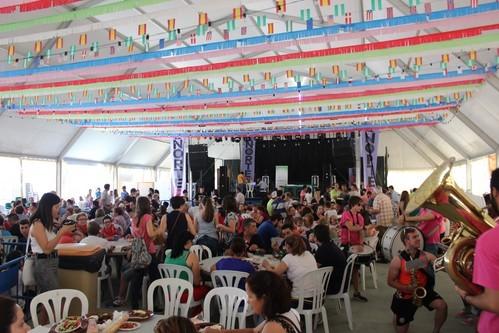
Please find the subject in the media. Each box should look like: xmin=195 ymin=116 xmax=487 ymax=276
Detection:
xmin=1 ymin=171 xmax=499 ymax=333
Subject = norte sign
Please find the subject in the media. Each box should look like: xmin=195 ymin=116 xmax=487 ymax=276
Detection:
xmin=171 ymin=137 xmax=187 ymax=196
xmin=240 ymin=138 xmax=256 ymax=182
xmin=360 ymin=130 xmax=380 ymax=189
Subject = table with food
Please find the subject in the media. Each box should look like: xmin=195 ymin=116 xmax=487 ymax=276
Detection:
xmin=28 ymin=310 xmax=222 ymax=333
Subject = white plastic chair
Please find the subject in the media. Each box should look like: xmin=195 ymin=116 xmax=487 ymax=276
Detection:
xmin=326 ymin=254 xmax=358 ymax=331
xmin=30 ymin=289 xmax=89 ymax=327
xmin=190 ymin=244 xmax=212 ymax=260
xmin=97 ymin=256 xmax=114 ymax=308
xmin=293 ymin=267 xmax=333 ymax=333
xmin=203 ymin=287 xmax=248 ymax=329
xmin=158 ymin=263 xmax=194 ymax=281
xmin=147 ymin=278 xmax=193 ymax=317
xmin=246 ymin=183 xmax=255 ymax=198
xmin=158 ymin=264 xmax=201 ymax=308
xmin=361 ymin=237 xmax=379 ymax=291
xmin=211 ymin=270 xmax=249 ymax=288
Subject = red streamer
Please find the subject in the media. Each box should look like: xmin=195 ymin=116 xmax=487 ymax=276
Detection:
xmin=0 ymin=0 xmax=81 ymax=13
xmin=131 ymin=121 xmax=441 ymax=139
xmin=81 ymin=105 xmax=453 ymax=128
xmin=2 ymin=24 xmax=497 ymax=94
xmin=19 ymin=78 xmax=483 ymax=116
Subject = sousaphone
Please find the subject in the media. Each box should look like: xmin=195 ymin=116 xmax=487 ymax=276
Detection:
xmin=405 ymin=158 xmax=495 ymax=295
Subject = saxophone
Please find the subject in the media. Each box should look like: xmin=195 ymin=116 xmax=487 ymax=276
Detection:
xmin=410 ymin=268 xmax=427 ymax=307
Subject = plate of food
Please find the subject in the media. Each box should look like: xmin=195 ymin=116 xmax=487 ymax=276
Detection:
xmin=54 ymin=318 xmax=81 ymax=333
xmin=128 ymin=309 xmax=153 ymax=321
xmin=119 ymin=321 xmax=141 ymax=331
xmin=87 ymin=313 xmax=113 ymax=324
xmin=198 ymin=324 xmax=223 ymax=332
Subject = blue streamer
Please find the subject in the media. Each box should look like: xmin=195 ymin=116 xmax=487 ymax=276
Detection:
xmin=0 ymin=2 xmax=497 ymax=78
xmin=9 ymin=68 xmax=493 ymax=111
xmin=111 ymin=118 xmax=443 ymax=138
xmin=72 ymin=102 xmax=456 ymax=126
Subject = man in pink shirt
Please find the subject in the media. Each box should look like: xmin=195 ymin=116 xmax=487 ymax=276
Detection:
xmin=402 ymin=208 xmax=443 ymax=256
xmin=455 ymin=168 xmax=499 ymax=333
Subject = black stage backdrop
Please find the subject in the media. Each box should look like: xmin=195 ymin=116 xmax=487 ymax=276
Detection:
xmin=254 ymin=138 xmax=355 ymax=188
xmin=187 ymin=144 xmax=215 ymax=193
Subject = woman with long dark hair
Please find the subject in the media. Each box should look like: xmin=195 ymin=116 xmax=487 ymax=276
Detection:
xmin=164 ymin=230 xmax=210 ymax=305
xmin=163 ymin=196 xmax=196 ymax=250
xmin=29 ymin=192 xmax=75 ymax=293
xmin=398 ymin=190 xmax=410 ymax=216
xmin=0 ymin=296 xmax=31 ymax=333
xmin=195 ymin=197 xmax=219 ymax=255
xmin=154 ymin=316 xmax=196 ymax=333
xmin=216 ymin=195 xmax=239 ymax=249
xmin=205 ymin=271 xmax=301 ymax=333
xmin=129 ymin=196 xmax=166 ymax=308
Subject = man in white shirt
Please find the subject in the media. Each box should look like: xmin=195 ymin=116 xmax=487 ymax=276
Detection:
xmin=80 ymin=221 xmax=111 ymax=250
xmin=100 ymin=183 xmax=112 ymax=208
xmin=257 ymin=177 xmax=269 ymax=194
xmin=236 ymin=187 xmax=245 ymax=206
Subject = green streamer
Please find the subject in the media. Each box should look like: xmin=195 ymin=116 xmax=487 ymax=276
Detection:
xmin=300 ymin=9 xmax=311 ymax=21
xmin=3 ymin=32 xmax=496 ymax=98
xmin=0 ymin=0 xmax=168 ymax=33
xmin=35 ymin=83 xmax=479 ymax=121
xmin=226 ymin=20 xmax=236 ymax=31
xmin=256 ymin=16 xmax=267 ymax=27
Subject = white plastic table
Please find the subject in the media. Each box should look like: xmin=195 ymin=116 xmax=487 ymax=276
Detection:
xmin=29 ymin=316 xmax=167 ymax=333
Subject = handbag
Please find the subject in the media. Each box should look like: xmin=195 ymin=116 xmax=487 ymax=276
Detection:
xmin=130 ymin=237 xmax=152 ymax=269
xmin=130 ymin=217 xmax=152 ymax=269
xmin=22 ymin=236 xmax=36 ymax=287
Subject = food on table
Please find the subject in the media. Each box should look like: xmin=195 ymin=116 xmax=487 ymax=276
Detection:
xmin=119 ymin=321 xmax=141 ymax=331
xmin=55 ymin=318 xmax=81 ymax=333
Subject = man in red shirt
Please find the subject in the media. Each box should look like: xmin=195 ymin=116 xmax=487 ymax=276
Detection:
xmin=455 ymin=168 xmax=499 ymax=333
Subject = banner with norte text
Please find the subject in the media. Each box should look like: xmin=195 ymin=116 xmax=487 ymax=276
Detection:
xmin=240 ymin=137 xmax=256 ymax=182
xmin=360 ymin=130 xmax=380 ymax=189
xmin=171 ymin=137 xmax=187 ymax=196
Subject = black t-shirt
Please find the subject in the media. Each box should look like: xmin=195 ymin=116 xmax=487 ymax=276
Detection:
xmin=9 ymin=223 xmax=22 ymax=238
xmin=241 ymin=233 xmax=264 ymax=253
xmin=315 ymin=241 xmax=347 ymax=295
xmin=165 ymin=210 xmax=188 ymax=249
xmin=88 ymin=207 xmax=98 ymax=220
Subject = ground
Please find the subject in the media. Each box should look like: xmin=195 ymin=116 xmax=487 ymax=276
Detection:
xmin=322 ymin=262 xmax=475 ymax=333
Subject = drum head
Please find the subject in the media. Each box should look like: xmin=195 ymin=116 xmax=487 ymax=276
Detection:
xmin=382 ymin=226 xmax=424 ymax=261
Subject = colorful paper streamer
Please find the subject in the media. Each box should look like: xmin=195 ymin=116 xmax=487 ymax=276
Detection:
xmin=2 ymin=27 xmax=497 ymax=98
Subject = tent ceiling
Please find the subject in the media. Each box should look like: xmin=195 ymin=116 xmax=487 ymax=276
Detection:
xmin=0 ymin=0 xmax=498 ymax=167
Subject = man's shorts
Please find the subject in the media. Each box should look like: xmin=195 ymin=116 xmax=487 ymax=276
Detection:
xmin=390 ymin=290 xmax=443 ymax=326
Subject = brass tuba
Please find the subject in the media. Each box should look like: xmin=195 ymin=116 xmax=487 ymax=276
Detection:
xmin=405 ymin=158 xmax=495 ymax=295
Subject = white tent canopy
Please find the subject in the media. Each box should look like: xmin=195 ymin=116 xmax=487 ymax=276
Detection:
xmin=0 ymin=0 xmax=498 ymax=203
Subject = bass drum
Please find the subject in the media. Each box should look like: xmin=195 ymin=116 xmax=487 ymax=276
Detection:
xmin=382 ymin=226 xmax=425 ymax=261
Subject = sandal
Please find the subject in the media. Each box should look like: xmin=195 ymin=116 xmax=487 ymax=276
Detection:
xmin=353 ymin=292 xmax=368 ymax=302
xmin=112 ymin=297 xmax=126 ymax=307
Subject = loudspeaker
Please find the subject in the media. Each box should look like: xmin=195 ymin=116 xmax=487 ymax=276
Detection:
xmin=218 ymin=166 xmax=229 ymax=197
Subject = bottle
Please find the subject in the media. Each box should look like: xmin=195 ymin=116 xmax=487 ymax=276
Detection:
xmin=87 ymin=318 xmax=98 ymax=333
